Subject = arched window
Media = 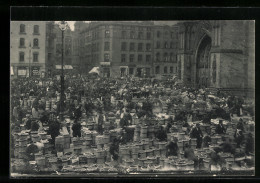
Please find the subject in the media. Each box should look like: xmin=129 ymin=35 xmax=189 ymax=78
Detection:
xmin=155 ymin=66 xmax=160 ymax=74
xmin=20 ymin=24 xmax=25 ymax=33
xmin=33 ymin=38 xmax=39 ymax=47
xmin=164 ymin=66 xmax=168 ymax=73
xmin=33 ymin=25 xmax=39 ymax=34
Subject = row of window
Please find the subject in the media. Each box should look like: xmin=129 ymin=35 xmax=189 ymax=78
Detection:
xmin=156 ymin=31 xmax=177 ymax=39
xmin=121 ymin=25 xmax=152 ymax=31
xmin=155 ymin=52 xmax=177 ymax=62
xmin=85 ymin=41 xmax=177 ymax=53
xmin=19 ymin=24 xmax=40 ymax=34
xmin=85 ymin=29 xmax=177 ymax=40
xmin=120 ymin=54 xmax=152 ymax=63
xmin=155 ymin=41 xmax=177 ymax=49
xmin=19 ymin=38 xmax=39 ymax=48
xmin=19 ymin=52 xmax=39 ymax=62
xmin=121 ymin=31 xmax=152 ymax=39
xmin=55 ymin=44 xmax=72 ymax=56
xmin=155 ymin=66 xmax=176 ymax=74
xmin=121 ymin=42 xmax=151 ymax=51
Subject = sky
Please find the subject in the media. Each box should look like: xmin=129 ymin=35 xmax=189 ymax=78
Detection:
xmin=65 ymin=21 xmax=178 ymax=31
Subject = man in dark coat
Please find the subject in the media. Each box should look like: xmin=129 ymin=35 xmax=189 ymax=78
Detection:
xmin=190 ymin=123 xmax=203 ymax=148
xmin=25 ymin=141 xmax=39 ymax=161
xmin=234 ymin=128 xmax=244 ymax=148
xmin=184 ymin=143 xmax=199 ymax=169
xmin=109 ymin=138 xmax=120 ymax=162
xmin=245 ymin=133 xmax=254 ymax=155
xmin=215 ymin=120 xmax=226 ymax=134
xmin=72 ymin=119 xmax=82 ymax=137
xmin=74 ymin=105 xmax=82 ymax=120
xmin=49 ymin=119 xmax=60 ymax=144
xmin=97 ymin=113 xmax=104 ymax=135
xmin=166 ymin=138 xmax=179 ymax=157
xmin=156 ymin=125 xmax=167 ymax=142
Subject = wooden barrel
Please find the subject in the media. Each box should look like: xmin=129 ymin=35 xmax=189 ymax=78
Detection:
xmin=134 ymin=132 xmax=140 ymax=142
xmin=73 ymin=147 xmax=82 ymax=155
xmin=39 ymin=132 xmax=47 ymax=140
xmin=143 ymin=142 xmax=149 ymax=150
xmin=55 ymin=136 xmax=64 ymax=146
xmin=144 ymin=160 xmax=153 ymax=167
xmin=48 ymin=158 xmax=58 ymax=170
xmin=158 ymin=142 xmax=167 ymax=149
xmin=87 ymin=155 xmax=96 ymax=164
xmin=124 ymin=159 xmax=134 ymax=166
xmin=140 ymin=126 xmax=148 ymax=134
xmin=132 ymin=153 xmax=138 ymax=159
xmin=96 ymin=135 xmax=104 ymax=145
xmin=146 ymin=149 xmax=154 ymax=157
xmin=14 ymin=145 xmax=19 ymax=158
xmin=19 ymin=139 xmax=27 ymax=146
xmin=97 ymin=157 xmax=105 ymax=164
xmin=138 ymin=158 xmax=146 ymax=167
xmin=160 ymin=149 xmax=166 ymax=157
xmin=138 ymin=150 xmax=146 ymax=159
xmin=85 ymin=138 xmax=92 ymax=146
xmin=36 ymin=157 xmax=46 ymax=166
xmin=31 ymin=135 xmax=40 ymax=143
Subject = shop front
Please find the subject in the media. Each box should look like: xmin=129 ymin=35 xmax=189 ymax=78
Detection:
xmin=120 ymin=66 xmax=128 ymax=77
xmin=17 ymin=67 xmax=27 ymax=77
xmin=31 ymin=67 xmax=41 ymax=77
xmin=100 ymin=62 xmax=111 ymax=78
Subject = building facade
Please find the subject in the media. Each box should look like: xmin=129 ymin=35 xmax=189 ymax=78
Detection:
xmin=153 ymin=25 xmax=179 ymax=79
xmin=79 ymin=21 xmax=179 ymax=78
xmin=10 ymin=21 xmax=47 ymax=77
xmin=177 ymin=20 xmax=254 ymax=95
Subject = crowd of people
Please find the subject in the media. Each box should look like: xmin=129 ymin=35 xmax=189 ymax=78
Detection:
xmin=10 ymin=74 xmax=255 ymax=172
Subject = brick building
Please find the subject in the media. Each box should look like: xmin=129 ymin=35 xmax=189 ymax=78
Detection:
xmin=177 ymin=20 xmax=254 ymax=95
xmin=79 ymin=21 xmax=179 ymax=78
xmin=10 ymin=21 xmax=47 ymax=77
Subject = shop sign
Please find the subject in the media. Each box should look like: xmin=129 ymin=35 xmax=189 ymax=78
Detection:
xmin=17 ymin=68 xmax=27 ymax=76
xmin=31 ymin=67 xmax=40 ymax=76
xmin=100 ymin=62 xmax=111 ymax=66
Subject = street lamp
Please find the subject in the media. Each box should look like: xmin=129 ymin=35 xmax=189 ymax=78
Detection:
xmin=58 ymin=21 xmax=68 ymax=123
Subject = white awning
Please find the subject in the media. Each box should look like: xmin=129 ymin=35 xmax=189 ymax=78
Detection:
xmin=10 ymin=66 xmax=14 ymax=75
xmin=55 ymin=65 xmax=73 ymax=69
xmin=89 ymin=67 xmax=100 ymax=75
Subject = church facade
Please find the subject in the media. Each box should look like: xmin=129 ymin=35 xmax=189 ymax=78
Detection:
xmin=177 ymin=20 xmax=254 ymax=96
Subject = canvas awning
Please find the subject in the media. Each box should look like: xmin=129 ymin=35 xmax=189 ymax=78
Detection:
xmin=89 ymin=67 xmax=100 ymax=75
xmin=10 ymin=66 xmax=14 ymax=75
xmin=55 ymin=65 xmax=73 ymax=69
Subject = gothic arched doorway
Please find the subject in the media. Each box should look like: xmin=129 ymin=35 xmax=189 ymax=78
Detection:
xmin=196 ymin=35 xmax=212 ymax=88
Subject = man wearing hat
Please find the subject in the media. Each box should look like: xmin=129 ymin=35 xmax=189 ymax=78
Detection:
xmin=215 ymin=120 xmax=226 ymax=134
xmin=190 ymin=123 xmax=203 ymax=148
